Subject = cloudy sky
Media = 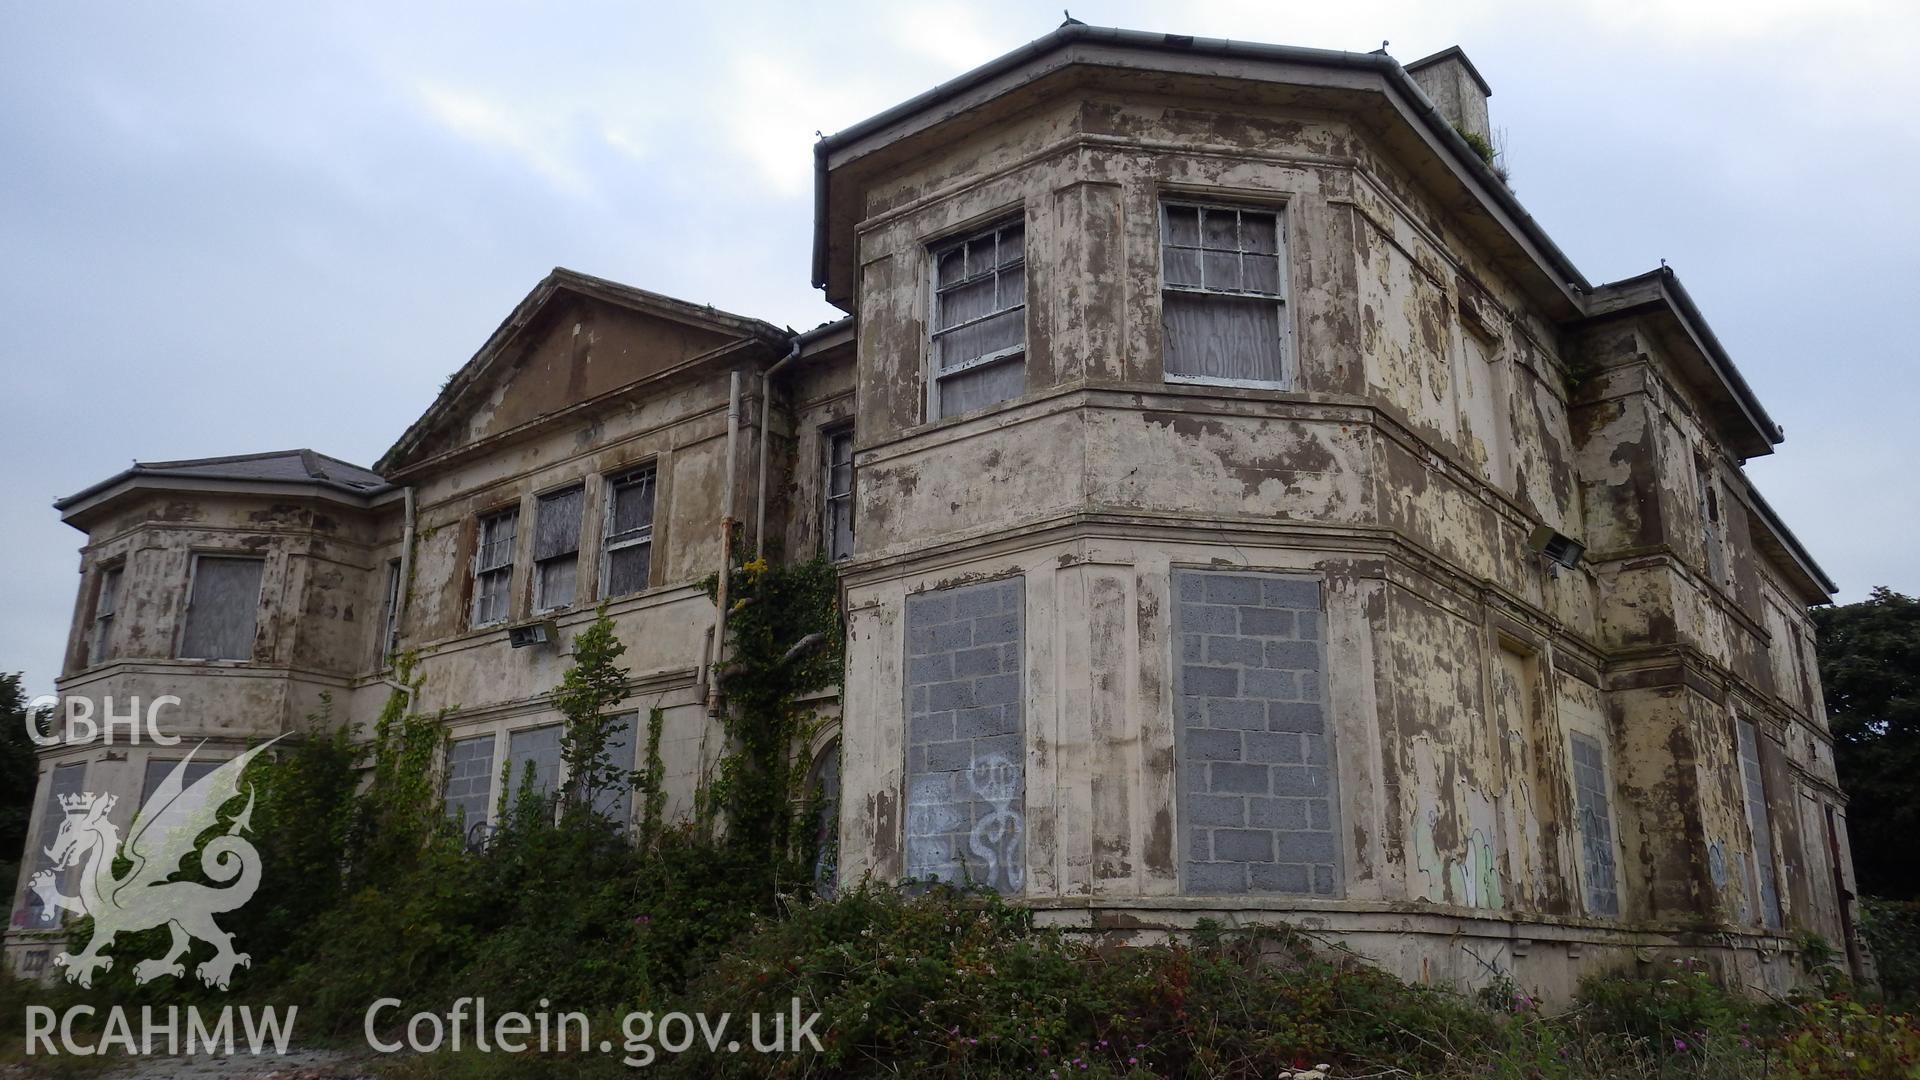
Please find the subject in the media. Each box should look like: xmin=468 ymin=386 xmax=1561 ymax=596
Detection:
xmin=2 ymin=1 xmax=1914 ymax=697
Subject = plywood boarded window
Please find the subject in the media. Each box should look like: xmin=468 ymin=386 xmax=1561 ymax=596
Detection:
xmin=1162 ymin=202 xmax=1288 ymax=386
xmin=1569 ymin=733 xmax=1621 ymax=917
xmin=472 ymin=507 xmax=518 ymax=627
xmin=930 ymin=220 xmax=1026 ymax=418
xmin=1736 ymin=717 xmax=1783 ymax=929
xmin=533 ymin=485 xmax=584 ymax=613
xmin=89 ymin=564 xmax=122 ymax=666
xmin=178 ymin=555 xmax=264 ymax=661
xmin=602 ymin=467 xmax=656 ymax=598
xmin=824 ymin=426 xmax=854 ymax=562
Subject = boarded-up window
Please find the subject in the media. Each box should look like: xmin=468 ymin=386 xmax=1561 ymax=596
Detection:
xmin=590 ymin=713 xmax=637 ymax=828
xmin=602 ymin=467 xmax=655 ymax=598
xmin=178 ymin=556 xmax=264 ymax=661
xmin=505 ymin=724 xmax=563 ymax=815
xmin=17 ymin=763 xmax=85 ymax=928
xmin=1569 ymin=733 xmax=1621 ymax=917
xmin=140 ymin=758 xmax=219 ymax=805
xmin=472 ymin=508 xmax=518 ymax=627
xmin=930 ymin=220 xmax=1025 ymax=418
xmin=533 ymin=485 xmax=583 ymax=612
xmin=824 ymin=427 xmax=854 ymax=562
xmin=809 ymin=738 xmax=842 ymax=898
xmin=1162 ymin=202 xmax=1288 ymax=385
xmin=89 ymin=565 xmax=122 ymax=666
xmin=380 ymin=558 xmax=402 ymax=664
xmin=1737 ymin=718 xmax=1783 ymax=929
xmin=444 ymin=734 xmax=496 ymax=831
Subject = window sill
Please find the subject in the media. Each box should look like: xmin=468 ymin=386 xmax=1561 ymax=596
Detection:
xmin=1163 ymin=374 xmax=1292 ymax=391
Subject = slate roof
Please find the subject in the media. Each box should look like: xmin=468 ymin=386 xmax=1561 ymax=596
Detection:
xmin=56 ymin=449 xmax=387 ymax=511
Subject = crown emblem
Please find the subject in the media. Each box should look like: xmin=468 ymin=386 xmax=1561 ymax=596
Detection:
xmin=58 ymin=792 xmax=111 ymax=814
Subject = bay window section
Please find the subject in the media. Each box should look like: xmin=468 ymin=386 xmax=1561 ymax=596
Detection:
xmin=930 ymin=220 xmax=1026 ymax=418
xmin=1162 ymin=202 xmax=1288 ymax=386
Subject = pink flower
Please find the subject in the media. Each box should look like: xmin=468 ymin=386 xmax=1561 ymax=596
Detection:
xmin=1673 ymin=1038 xmax=1688 ymax=1051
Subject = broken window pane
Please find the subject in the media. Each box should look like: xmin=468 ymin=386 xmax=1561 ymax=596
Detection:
xmin=930 ymin=219 xmax=1026 ymax=418
xmin=179 ymin=556 xmax=264 ymax=661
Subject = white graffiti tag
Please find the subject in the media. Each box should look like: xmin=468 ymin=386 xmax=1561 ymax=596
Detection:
xmin=967 ymin=753 xmax=1023 ymax=892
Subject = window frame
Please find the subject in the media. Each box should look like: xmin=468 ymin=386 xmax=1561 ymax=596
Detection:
xmin=1568 ymin=732 xmax=1621 ymax=917
xmin=531 ymin=483 xmax=586 ymax=615
xmin=379 ymin=558 xmax=402 ymax=665
xmin=823 ymin=425 xmax=855 ymax=562
xmin=600 ymin=465 xmax=658 ymax=600
xmin=176 ymin=553 xmax=266 ymax=662
xmin=1735 ymin=716 xmax=1783 ymax=929
xmin=471 ymin=506 xmax=520 ymax=629
xmin=1158 ymin=198 xmax=1292 ymax=390
xmin=89 ymin=563 xmax=123 ymax=667
xmin=927 ymin=216 xmax=1027 ymax=421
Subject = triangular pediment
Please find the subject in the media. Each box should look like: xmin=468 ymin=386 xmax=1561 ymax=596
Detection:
xmin=378 ymin=268 xmax=784 ymax=475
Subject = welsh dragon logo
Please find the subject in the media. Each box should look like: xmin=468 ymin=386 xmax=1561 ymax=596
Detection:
xmin=28 ymin=738 xmax=281 ymax=990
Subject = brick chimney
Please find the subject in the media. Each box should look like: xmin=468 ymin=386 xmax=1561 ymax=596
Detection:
xmin=1405 ymin=46 xmax=1493 ymax=151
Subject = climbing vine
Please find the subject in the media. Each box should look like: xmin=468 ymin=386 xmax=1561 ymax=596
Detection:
xmin=354 ymin=654 xmax=459 ymax=879
xmin=702 ymin=555 xmax=844 ymax=865
xmin=637 ymin=706 xmax=667 ymax=849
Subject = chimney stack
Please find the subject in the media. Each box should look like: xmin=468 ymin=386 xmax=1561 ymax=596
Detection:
xmin=1405 ymin=46 xmax=1493 ymax=153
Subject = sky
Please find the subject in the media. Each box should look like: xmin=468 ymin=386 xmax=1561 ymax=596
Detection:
xmin=1 ymin=0 xmax=1915 ymax=699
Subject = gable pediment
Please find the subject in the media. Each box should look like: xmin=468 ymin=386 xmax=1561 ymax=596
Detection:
xmin=378 ymin=269 xmax=784 ymax=475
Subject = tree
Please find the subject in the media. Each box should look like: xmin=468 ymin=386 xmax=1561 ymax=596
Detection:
xmin=0 ymin=674 xmax=47 ymax=868
xmin=1813 ymin=587 xmax=1920 ymax=900
xmin=554 ymin=607 xmax=636 ymax=823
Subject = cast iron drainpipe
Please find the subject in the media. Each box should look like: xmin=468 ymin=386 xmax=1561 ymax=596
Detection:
xmin=754 ymin=335 xmax=804 ymax=558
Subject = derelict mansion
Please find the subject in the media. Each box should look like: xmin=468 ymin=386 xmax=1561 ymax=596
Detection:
xmin=9 ymin=24 xmax=1864 ymax=995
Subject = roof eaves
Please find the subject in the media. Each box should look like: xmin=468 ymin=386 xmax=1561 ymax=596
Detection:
xmin=811 ymin=24 xmax=1589 ymax=304
xmin=1582 ymin=268 xmax=1783 ymax=455
xmin=1744 ymin=479 xmax=1838 ymax=599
